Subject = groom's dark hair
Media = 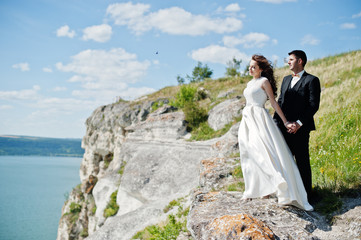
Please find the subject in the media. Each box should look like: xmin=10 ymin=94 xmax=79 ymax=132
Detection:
xmin=289 ymin=50 xmax=307 ymax=67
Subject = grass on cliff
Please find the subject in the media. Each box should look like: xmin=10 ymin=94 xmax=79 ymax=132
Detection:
xmin=104 ymin=190 xmax=119 ymax=218
xmin=132 ymin=198 xmax=190 ymax=240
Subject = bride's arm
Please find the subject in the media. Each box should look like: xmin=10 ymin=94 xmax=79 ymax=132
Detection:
xmin=261 ymin=79 xmax=290 ymax=128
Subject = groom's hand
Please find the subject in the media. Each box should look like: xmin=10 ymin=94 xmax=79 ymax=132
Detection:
xmin=287 ymin=122 xmax=301 ymax=134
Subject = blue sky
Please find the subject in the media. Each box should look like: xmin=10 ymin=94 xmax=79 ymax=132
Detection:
xmin=0 ymin=0 xmax=360 ymax=138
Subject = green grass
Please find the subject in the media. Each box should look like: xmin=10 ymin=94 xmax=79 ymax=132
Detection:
xmin=163 ymin=199 xmax=181 ymax=213
xmin=104 ymin=191 xmax=119 ymax=218
xmin=118 ymin=161 xmax=127 ymax=175
xmin=189 ymin=116 xmax=242 ymax=141
xmin=310 ymin=102 xmax=361 ymax=192
xmin=63 ymin=202 xmax=82 ymax=224
xmin=132 ymin=214 xmax=187 ymax=240
xmin=132 ymin=198 xmax=190 ymax=240
xmin=132 ymin=206 xmax=190 ymax=240
xmin=226 ymin=162 xmax=245 ymax=192
xmin=307 ymin=51 xmax=361 ymax=214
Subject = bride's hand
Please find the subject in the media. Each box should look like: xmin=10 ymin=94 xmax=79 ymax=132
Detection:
xmin=285 ymin=122 xmax=294 ymax=130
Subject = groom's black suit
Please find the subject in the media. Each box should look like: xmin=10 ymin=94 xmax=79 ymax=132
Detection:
xmin=274 ymin=71 xmax=321 ymax=198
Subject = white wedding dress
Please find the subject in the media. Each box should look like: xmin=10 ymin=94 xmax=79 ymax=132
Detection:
xmin=238 ymin=77 xmax=313 ymax=211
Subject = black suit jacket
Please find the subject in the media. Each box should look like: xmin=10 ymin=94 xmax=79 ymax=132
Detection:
xmin=274 ymin=71 xmax=321 ymax=132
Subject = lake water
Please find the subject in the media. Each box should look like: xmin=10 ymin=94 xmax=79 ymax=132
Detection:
xmin=0 ymin=156 xmax=82 ymax=240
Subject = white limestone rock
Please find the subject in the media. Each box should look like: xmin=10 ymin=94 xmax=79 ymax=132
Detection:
xmin=207 ymin=98 xmax=243 ymax=131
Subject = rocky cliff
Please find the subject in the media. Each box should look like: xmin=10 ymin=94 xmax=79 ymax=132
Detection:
xmin=56 ymin=93 xmax=242 ymax=240
xmin=57 ymin=90 xmax=361 ymax=239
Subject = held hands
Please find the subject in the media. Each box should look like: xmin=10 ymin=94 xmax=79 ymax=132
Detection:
xmin=284 ymin=121 xmax=301 ymax=134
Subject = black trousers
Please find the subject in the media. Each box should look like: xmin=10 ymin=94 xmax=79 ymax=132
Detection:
xmin=280 ymin=126 xmax=312 ymax=198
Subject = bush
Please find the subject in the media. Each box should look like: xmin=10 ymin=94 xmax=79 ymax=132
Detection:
xmin=170 ymin=84 xmax=208 ymax=131
xmin=151 ymin=101 xmax=164 ymax=112
xmin=65 ymin=202 xmax=82 ymax=224
xmin=69 ymin=202 xmax=82 ymax=214
xmin=183 ymin=101 xmax=208 ymax=130
xmin=170 ymin=85 xmax=197 ymax=109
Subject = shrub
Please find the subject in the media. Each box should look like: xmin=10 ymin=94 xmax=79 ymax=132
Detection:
xmin=69 ymin=202 xmax=82 ymax=214
xmin=66 ymin=202 xmax=82 ymax=224
xmin=183 ymin=101 xmax=208 ymax=130
xmin=170 ymin=85 xmax=197 ymax=109
xmin=151 ymin=101 xmax=164 ymax=112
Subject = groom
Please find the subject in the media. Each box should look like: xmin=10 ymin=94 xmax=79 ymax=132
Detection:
xmin=274 ymin=50 xmax=321 ymax=201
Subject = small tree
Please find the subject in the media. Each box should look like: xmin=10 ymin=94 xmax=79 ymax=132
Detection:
xmin=188 ymin=62 xmax=213 ymax=83
xmin=226 ymin=57 xmax=242 ymax=77
xmin=176 ymin=75 xmax=185 ymax=85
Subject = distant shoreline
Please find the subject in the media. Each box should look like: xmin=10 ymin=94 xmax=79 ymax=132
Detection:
xmin=0 ymin=154 xmax=83 ymax=157
xmin=0 ymin=135 xmax=84 ymax=157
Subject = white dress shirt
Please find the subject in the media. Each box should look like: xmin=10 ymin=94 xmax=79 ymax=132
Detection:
xmin=291 ymin=70 xmax=304 ymax=88
xmin=291 ymin=70 xmax=305 ymax=126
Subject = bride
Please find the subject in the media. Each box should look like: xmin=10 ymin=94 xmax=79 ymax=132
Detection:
xmin=238 ymin=54 xmax=313 ymax=211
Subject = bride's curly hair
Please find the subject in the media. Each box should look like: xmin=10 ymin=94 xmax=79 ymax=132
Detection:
xmin=252 ymin=54 xmax=277 ymax=97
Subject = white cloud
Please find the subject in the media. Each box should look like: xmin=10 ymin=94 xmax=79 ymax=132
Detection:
xmin=190 ymin=45 xmax=249 ymax=65
xmin=43 ymin=67 xmax=53 ymax=73
xmin=56 ymin=48 xmax=151 ymax=102
xmin=301 ymin=34 xmax=320 ymax=45
xmin=352 ymin=11 xmax=361 ymax=18
xmin=223 ymin=32 xmax=270 ymax=48
xmin=224 ymin=3 xmax=241 ymax=12
xmin=82 ymin=24 xmax=112 ymax=42
xmin=106 ymin=2 xmax=243 ymax=36
xmin=106 ymin=2 xmax=151 ymax=25
xmin=0 ymin=105 xmax=13 ymax=110
xmin=216 ymin=3 xmax=244 ymax=14
xmin=340 ymin=23 xmax=356 ymax=29
xmin=253 ymin=0 xmax=297 ymax=3
xmin=56 ymin=25 xmax=76 ymax=38
xmin=53 ymin=86 xmax=67 ymax=92
xmin=12 ymin=62 xmax=30 ymax=71
xmin=34 ymin=97 xmax=94 ymax=112
xmin=0 ymin=85 xmax=40 ymax=100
